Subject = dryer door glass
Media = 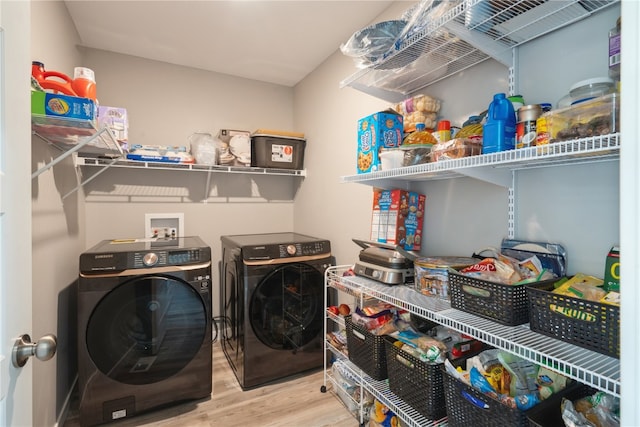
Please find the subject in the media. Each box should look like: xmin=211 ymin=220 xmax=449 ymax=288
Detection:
xmin=86 ymin=274 xmax=207 ymax=385
xmin=249 ymin=263 xmax=323 ymax=350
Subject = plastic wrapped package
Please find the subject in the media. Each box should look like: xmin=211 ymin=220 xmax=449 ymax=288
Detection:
xmin=188 ymin=132 xmax=219 ymax=165
xmin=340 ymin=19 xmax=409 ymax=69
xmin=397 ymin=0 xmax=463 ymax=44
xmin=430 ymin=138 xmax=482 ymax=161
xmin=394 ymin=94 xmax=441 ymax=132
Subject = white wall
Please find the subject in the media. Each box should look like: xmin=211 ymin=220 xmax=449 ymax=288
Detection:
xmin=30 ymin=2 xmax=85 ymax=426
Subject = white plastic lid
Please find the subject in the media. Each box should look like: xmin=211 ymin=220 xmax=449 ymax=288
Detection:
xmin=74 ymin=67 xmax=95 ymax=82
xmin=569 ymin=77 xmax=614 ymax=94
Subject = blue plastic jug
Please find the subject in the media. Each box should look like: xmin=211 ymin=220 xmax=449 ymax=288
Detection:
xmin=482 ymin=93 xmax=516 ymax=154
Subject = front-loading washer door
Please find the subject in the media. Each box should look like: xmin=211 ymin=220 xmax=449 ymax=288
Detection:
xmin=249 ymin=262 xmax=323 ymax=351
xmin=86 ymin=274 xmax=207 ymax=385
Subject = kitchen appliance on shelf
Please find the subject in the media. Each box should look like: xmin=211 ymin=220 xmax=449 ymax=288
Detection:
xmin=352 ymin=238 xmax=417 ymax=285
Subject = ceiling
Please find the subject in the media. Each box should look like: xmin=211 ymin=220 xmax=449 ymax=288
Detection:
xmin=64 ymin=0 xmax=399 ymax=87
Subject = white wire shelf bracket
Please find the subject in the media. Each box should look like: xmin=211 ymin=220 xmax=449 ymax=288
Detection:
xmin=326 ymin=265 xmax=621 ymax=397
xmin=32 ymin=115 xmax=123 ymax=179
xmin=341 ymin=133 xmax=620 ymax=188
xmin=340 ymin=0 xmax=619 ymax=101
xmin=75 ymin=156 xmax=307 ymax=177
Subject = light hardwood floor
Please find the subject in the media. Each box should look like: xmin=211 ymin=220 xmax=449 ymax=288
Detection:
xmin=63 ymin=342 xmax=357 ymax=427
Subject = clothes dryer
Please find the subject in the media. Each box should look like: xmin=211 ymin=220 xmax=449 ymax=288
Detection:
xmin=220 ymin=232 xmax=333 ymax=389
xmin=77 ymin=237 xmax=212 ymax=426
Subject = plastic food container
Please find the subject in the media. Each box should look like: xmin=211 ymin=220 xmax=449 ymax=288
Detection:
xmin=540 ymin=93 xmax=619 ymax=144
xmin=379 ymin=149 xmax=404 ymax=170
xmin=414 ymin=257 xmax=477 ymax=300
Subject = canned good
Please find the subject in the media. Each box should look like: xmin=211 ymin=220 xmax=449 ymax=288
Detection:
xmin=536 ymin=114 xmax=550 ymax=146
xmin=516 ymin=104 xmax=542 ymax=148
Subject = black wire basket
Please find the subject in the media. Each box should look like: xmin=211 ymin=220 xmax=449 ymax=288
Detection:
xmin=527 ymin=284 xmax=620 ymax=358
xmin=344 ymin=315 xmax=388 ymax=380
xmin=384 ymin=336 xmax=446 ymax=420
xmin=449 ymin=271 xmax=555 ymax=326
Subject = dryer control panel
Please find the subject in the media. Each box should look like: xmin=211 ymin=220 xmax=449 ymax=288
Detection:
xmin=243 ymin=240 xmax=331 ymax=261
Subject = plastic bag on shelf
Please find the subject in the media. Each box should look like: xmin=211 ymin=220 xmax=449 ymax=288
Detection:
xmin=340 ymin=19 xmax=409 ymax=69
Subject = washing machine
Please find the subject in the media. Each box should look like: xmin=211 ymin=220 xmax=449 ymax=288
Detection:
xmin=220 ymin=232 xmax=333 ymax=389
xmin=77 ymin=236 xmax=212 ymax=426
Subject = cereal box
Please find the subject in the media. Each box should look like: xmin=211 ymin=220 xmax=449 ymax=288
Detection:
xmin=370 ymin=189 xmax=425 ymax=250
xmin=403 ymin=191 xmax=426 ymax=251
xmin=357 ymin=111 xmax=403 ymax=174
xmin=371 ymin=189 xmax=404 ymax=243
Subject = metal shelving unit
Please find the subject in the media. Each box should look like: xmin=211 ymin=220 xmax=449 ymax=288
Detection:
xmin=332 ymin=0 xmax=622 ymax=422
xmin=340 ymin=0 xmax=618 ymax=102
xmin=322 ymin=269 xmax=448 ymax=427
xmin=31 ymin=114 xmax=124 ymax=199
xmin=326 ymin=265 xmax=621 ymax=398
xmin=75 ymin=156 xmax=307 ymax=177
xmin=342 ymin=133 xmax=620 ymax=189
xmin=32 ymin=114 xmax=306 ymax=199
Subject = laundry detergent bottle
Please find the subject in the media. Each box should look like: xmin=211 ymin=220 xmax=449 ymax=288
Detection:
xmin=482 ymin=93 xmax=516 ymax=154
xmin=31 ymin=61 xmax=77 ymax=97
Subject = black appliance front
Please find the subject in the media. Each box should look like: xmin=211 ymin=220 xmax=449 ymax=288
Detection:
xmin=77 ymin=237 xmax=212 ymax=426
xmin=220 ymin=233 xmax=332 ymax=389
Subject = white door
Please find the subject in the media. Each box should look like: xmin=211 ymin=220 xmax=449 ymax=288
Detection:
xmin=0 ymin=1 xmax=35 ymax=426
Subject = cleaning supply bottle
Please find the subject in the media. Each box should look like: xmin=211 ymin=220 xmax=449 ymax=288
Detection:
xmin=31 ymin=61 xmax=77 ymax=97
xmin=482 ymin=93 xmax=516 ymax=154
xmin=71 ymin=67 xmax=97 ymax=100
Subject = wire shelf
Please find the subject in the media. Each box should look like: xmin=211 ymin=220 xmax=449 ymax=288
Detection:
xmin=326 ymin=265 xmax=621 ymax=397
xmin=341 ymin=0 xmax=619 ymax=101
xmin=342 ymin=133 xmax=619 ymax=188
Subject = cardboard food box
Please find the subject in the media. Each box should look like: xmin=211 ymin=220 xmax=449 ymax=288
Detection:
xmin=403 ymin=191 xmax=426 ymax=251
xmin=370 ymin=189 xmax=425 ymax=250
xmin=126 ymin=144 xmax=194 ymax=164
xmin=98 ymin=106 xmax=128 ymax=145
xmin=31 ymin=90 xmax=97 ymax=122
xmin=604 ymin=245 xmax=620 ymax=292
xmin=357 ymin=111 xmax=403 ymax=174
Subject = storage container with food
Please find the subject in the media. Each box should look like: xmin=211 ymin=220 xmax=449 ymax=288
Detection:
xmin=538 ymin=92 xmax=619 ymax=144
xmin=430 ymin=138 xmax=482 ymax=162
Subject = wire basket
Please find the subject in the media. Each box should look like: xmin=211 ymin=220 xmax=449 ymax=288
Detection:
xmin=344 ymin=315 xmax=388 ymax=380
xmin=527 ymin=383 xmax=596 ymax=427
xmin=442 ymin=367 xmax=531 ymax=427
xmin=384 ymin=336 xmax=446 ymax=420
xmin=527 ymin=285 xmax=620 ymax=358
xmin=448 ymin=272 xmax=555 ymax=326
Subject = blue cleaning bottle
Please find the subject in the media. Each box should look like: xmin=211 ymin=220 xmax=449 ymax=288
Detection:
xmin=482 ymin=93 xmax=516 ymax=154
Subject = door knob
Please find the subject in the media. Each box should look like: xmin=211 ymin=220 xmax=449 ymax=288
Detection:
xmin=12 ymin=334 xmax=57 ymax=368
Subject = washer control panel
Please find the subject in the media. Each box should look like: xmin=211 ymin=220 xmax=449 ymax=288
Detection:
xmin=133 ymin=248 xmax=203 ymax=268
